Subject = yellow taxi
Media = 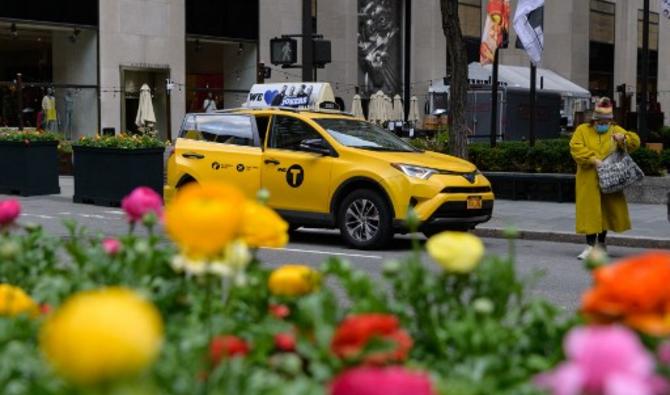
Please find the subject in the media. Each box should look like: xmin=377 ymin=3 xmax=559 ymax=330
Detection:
xmin=165 ymin=107 xmax=494 ymax=249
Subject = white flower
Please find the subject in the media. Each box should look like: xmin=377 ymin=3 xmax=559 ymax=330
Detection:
xmin=171 ymin=239 xmax=251 ymax=278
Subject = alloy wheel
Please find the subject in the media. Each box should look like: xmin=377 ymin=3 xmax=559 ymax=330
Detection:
xmin=344 ymin=198 xmax=380 ymax=242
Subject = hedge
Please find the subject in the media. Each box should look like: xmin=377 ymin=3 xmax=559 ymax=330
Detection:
xmin=464 ymin=139 xmax=668 ymax=176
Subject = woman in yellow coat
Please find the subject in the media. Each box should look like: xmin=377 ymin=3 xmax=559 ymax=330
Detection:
xmin=569 ymin=97 xmax=640 ymax=260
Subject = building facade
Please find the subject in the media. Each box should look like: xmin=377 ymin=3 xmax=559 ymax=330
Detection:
xmin=259 ymin=0 xmax=670 ymax=125
xmin=0 ymin=0 xmax=668 ymax=140
xmin=0 ymin=0 xmax=259 ymax=140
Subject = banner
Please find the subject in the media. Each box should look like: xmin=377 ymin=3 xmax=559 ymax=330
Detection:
xmin=480 ymin=0 xmax=511 ymax=65
xmin=246 ymin=83 xmax=335 ymax=109
xmin=514 ymin=0 xmax=545 ymax=65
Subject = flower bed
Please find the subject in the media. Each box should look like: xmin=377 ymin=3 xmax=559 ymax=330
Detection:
xmin=73 ymin=133 xmax=166 ymax=206
xmin=0 ymin=184 xmax=669 ymax=395
xmin=0 ymin=129 xmax=61 ymax=196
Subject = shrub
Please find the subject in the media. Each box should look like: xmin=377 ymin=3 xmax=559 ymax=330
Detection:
xmin=630 ymin=147 xmax=663 ymax=176
xmin=0 ymin=129 xmax=60 ymax=143
xmin=75 ymin=133 xmax=166 ymax=149
xmin=660 ymin=149 xmax=670 ymax=172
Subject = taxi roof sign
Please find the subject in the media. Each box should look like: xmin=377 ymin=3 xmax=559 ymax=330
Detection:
xmin=246 ymin=82 xmax=336 ymax=109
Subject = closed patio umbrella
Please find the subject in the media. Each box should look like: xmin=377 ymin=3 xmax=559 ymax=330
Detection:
xmin=135 ymin=83 xmax=156 ymax=130
xmin=392 ymin=94 xmax=405 ymax=122
xmin=352 ymin=94 xmax=365 ymax=120
xmin=407 ymin=96 xmax=421 ymax=125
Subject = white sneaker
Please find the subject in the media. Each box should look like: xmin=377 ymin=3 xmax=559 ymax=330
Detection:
xmin=577 ymin=246 xmax=593 ymax=260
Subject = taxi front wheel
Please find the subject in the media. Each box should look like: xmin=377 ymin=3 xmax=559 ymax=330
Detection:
xmin=338 ymin=189 xmax=393 ymax=250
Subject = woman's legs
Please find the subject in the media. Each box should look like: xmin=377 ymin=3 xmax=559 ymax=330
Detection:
xmin=597 ymin=231 xmax=607 ymax=245
xmin=586 ymin=234 xmax=597 ymax=246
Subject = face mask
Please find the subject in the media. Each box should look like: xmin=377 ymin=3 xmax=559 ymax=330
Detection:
xmin=595 ymin=124 xmax=609 ymax=134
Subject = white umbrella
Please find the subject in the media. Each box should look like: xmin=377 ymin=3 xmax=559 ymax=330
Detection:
xmin=351 ymin=94 xmax=365 ymax=120
xmin=392 ymin=94 xmax=405 ymax=122
xmin=135 ymin=83 xmax=156 ymax=129
xmin=407 ymin=96 xmax=421 ymax=124
xmin=383 ymin=95 xmax=393 ymax=123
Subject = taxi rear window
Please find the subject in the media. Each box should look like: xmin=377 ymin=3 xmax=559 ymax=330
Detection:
xmin=179 ymin=115 xmax=257 ymax=147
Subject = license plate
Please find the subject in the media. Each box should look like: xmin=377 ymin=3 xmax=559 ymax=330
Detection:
xmin=467 ymin=196 xmax=482 ymax=210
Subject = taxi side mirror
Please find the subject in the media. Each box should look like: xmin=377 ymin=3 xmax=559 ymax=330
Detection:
xmin=299 ymin=138 xmax=332 ymax=156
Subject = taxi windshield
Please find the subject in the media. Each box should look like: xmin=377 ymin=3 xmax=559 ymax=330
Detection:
xmin=315 ymin=119 xmax=419 ymax=152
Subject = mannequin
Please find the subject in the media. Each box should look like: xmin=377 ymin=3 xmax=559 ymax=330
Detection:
xmin=63 ymin=89 xmax=75 ymax=139
xmin=42 ymin=87 xmax=57 ymax=132
xmin=203 ymin=92 xmax=217 ymax=113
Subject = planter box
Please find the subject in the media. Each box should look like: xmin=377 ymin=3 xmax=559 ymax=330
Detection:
xmin=484 ymin=172 xmax=576 ymax=203
xmin=73 ymin=146 xmax=164 ymax=206
xmin=0 ymin=141 xmax=60 ymax=196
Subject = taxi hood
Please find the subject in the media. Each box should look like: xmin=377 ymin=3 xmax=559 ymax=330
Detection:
xmin=356 ymin=149 xmax=477 ymax=173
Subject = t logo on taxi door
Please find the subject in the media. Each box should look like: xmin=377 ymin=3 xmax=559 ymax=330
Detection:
xmin=286 ymin=164 xmax=304 ymax=188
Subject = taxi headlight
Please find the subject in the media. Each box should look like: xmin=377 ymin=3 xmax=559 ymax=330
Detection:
xmin=392 ymin=163 xmax=438 ymax=180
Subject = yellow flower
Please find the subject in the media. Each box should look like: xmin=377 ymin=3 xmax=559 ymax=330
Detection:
xmin=40 ymin=287 xmax=163 ymax=386
xmin=241 ymin=201 xmax=289 ymax=248
xmin=268 ymin=265 xmax=319 ymax=296
xmin=165 ymin=183 xmax=245 ymax=258
xmin=426 ymin=231 xmax=484 ymax=273
xmin=0 ymin=284 xmax=38 ymax=317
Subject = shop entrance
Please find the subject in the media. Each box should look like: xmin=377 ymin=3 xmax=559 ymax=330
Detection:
xmin=120 ymin=67 xmax=171 ymax=140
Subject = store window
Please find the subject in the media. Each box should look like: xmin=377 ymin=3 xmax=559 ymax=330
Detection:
xmin=636 ymin=11 xmax=659 ymax=101
xmin=589 ymin=0 xmax=615 ymax=98
xmin=0 ymin=22 xmax=98 ymax=139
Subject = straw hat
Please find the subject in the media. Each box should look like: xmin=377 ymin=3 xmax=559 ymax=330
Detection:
xmin=593 ymin=97 xmax=614 ymax=120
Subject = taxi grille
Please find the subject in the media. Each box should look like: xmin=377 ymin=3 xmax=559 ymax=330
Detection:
xmin=441 ymin=186 xmax=491 ymax=194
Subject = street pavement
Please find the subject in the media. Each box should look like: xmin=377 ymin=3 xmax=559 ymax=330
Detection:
xmin=1 ymin=176 xmax=664 ymax=310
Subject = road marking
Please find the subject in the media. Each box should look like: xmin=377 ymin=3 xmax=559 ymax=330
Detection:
xmin=103 ymin=210 xmax=124 ymax=215
xmin=21 ymin=213 xmax=56 ymax=220
xmin=57 ymin=212 xmax=72 ymax=216
xmin=78 ymin=214 xmax=107 ymax=219
xmin=262 ymin=247 xmax=383 ymax=260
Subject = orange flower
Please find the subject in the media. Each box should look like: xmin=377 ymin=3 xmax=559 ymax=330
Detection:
xmin=581 ymin=252 xmax=670 ymax=336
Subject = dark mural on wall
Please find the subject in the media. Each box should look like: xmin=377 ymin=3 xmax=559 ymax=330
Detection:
xmin=358 ymin=0 xmax=401 ymax=98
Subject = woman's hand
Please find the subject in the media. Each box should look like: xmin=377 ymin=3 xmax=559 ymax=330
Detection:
xmin=613 ymin=133 xmax=626 ymax=143
xmin=590 ymin=157 xmax=603 ymax=167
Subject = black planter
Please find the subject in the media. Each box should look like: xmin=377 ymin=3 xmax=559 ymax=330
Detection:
xmin=484 ymin=172 xmax=576 ymax=203
xmin=0 ymin=141 xmax=60 ymax=196
xmin=73 ymin=146 xmax=164 ymax=206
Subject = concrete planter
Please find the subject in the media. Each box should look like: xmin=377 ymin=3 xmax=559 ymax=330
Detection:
xmin=73 ymin=146 xmax=164 ymax=206
xmin=0 ymin=141 xmax=60 ymax=196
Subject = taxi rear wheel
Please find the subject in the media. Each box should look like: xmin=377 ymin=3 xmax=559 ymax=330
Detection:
xmin=338 ymin=189 xmax=392 ymax=250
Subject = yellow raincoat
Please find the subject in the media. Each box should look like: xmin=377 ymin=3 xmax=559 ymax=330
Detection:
xmin=569 ymin=123 xmax=640 ymax=235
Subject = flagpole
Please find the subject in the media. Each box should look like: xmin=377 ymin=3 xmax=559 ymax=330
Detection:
xmin=490 ymin=48 xmax=500 ymax=148
xmin=530 ymin=62 xmax=536 ymax=147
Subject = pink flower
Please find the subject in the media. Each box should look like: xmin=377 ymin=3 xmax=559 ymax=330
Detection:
xmin=0 ymin=199 xmax=21 ymax=227
xmin=658 ymin=342 xmax=670 ymax=366
xmin=330 ymin=366 xmax=434 ymax=395
xmin=536 ymin=325 xmax=669 ymax=395
xmin=121 ymin=187 xmax=163 ymax=223
xmin=102 ymin=238 xmax=122 ymax=256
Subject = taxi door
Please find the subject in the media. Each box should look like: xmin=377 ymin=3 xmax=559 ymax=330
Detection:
xmin=261 ymin=115 xmax=334 ymax=213
xmin=175 ymin=114 xmax=262 ymax=198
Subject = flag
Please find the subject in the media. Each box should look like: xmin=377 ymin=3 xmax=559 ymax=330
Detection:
xmin=663 ymin=0 xmax=670 ymax=19
xmin=480 ymin=0 xmax=511 ymax=65
xmin=514 ymin=0 xmax=544 ymax=65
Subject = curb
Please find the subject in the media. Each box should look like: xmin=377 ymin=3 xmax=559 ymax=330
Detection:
xmin=474 ymin=227 xmax=670 ymax=250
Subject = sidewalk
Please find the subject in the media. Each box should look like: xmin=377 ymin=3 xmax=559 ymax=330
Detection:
xmin=476 ymin=200 xmax=670 ymax=249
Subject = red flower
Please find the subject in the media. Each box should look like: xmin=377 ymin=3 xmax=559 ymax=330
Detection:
xmin=39 ymin=303 xmax=52 ymax=315
xmin=331 ymin=314 xmax=412 ymax=364
xmin=274 ymin=332 xmax=296 ymax=352
xmin=330 ymin=366 xmax=434 ymax=395
xmin=269 ymin=303 xmax=290 ymax=319
xmin=209 ymin=335 xmax=249 ymax=365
